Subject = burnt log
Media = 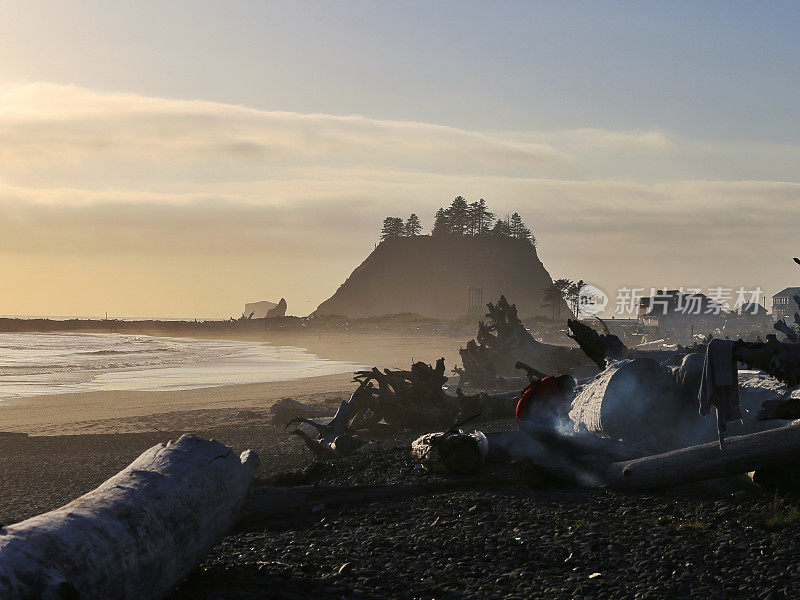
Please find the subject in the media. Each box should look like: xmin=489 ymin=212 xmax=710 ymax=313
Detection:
xmin=486 ymin=426 xmax=641 ymax=487
xmin=774 ymin=319 xmax=799 ymax=343
xmin=733 ymin=334 xmax=800 ymax=388
xmin=751 ymin=461 xmax=800 ymax=494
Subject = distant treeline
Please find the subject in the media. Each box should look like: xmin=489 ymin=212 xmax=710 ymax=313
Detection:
xmin=380 ymin=197 xmax=535 ymax=247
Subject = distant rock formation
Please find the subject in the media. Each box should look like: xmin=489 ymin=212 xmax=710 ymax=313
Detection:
xmin=243 ymin=298 xmax=287 ymax=319
xmin=266 ymin=298 xmax=287 ymax=318
xmin=314 ymin=235 xmax=569 ymax=319
xmin=243 ymin=300 xmax=276 ymax=319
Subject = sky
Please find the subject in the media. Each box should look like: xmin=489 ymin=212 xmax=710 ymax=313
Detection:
xmin=0 ymin=1 xmax=798 ymax=318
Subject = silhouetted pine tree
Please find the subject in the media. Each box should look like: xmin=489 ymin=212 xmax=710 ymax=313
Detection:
xmin=509 ymin=212 xmax=534 ymax=245
xmin=380 ymin=216 xmax=405 ymax=241
xmin=447 ymin=196 xmax=470 ymax=235
xmin=431 ymin=207 xmax=450 ymax=236
xmin=405 ymin=213 xmax=422 ymax=236
xmin=468 ymin=198 xmax=494 ymax=236
xmin=490 ymin=218 xmax=511 ymax=237
xmin=509 ymin=213 xmax=524 ymax=238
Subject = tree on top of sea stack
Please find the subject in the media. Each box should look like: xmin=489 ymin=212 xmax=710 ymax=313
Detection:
xmin=316 ymin=197 xmax=567 ymax=319
xmin=405 ymin=213 xmax=422 ymax=236
xmin=467 ymin=198 xmax=494 ymax=236
xmin=380 ymin=217 xmax=405 ymax=241
xmin=416 ymin=197 xmax=534 ymax=246
xmin=431 ymin=207 xmax=450 ymax=236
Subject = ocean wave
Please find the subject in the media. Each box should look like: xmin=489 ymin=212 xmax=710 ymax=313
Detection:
xmin=0 ymin=332 xmax=359 ymax=399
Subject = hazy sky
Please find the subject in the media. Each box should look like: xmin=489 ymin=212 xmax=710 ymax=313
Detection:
xmin=1 ymin=1 xmax=798 ymax=318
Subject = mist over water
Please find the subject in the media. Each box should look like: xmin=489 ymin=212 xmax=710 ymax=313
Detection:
xmin=0 ymin=332 xmax=360 ymax=399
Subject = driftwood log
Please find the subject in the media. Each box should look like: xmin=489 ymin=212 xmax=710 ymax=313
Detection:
xmin=568 ymin=258 xmax=800 ymax=386
xmin=0 ymin=434 xmax=258 ymax=600
xmin=456 ymin=295 xmax=585 ymax=388
xmin=566 ymin=318 xmax=703 ymax=371
xmin=568 ymin=321 xmax=800 ymax=388
xmin=287 ymin=387 xmax=373 ymax=459
xmin=289 ymin=359 xmax=523 ymax=458
xmin=606 ymin=421 xmax=800 ymax=491
xmin=242 ymin=479 xmax=519 ymax=526
xmin=568 ymin=357 xmax=697 ymax=451
xmin=566 ymin=317 xmax=629 ymax=370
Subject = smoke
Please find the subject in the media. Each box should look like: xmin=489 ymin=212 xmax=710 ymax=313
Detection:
xmin=488 ymin=415 xmax=605 ymax=488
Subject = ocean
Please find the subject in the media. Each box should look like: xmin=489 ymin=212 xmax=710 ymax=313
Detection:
xmin=0 ymin=332 xmax=359 ymax=399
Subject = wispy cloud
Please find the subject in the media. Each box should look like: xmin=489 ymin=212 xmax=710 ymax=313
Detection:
xmin=0 ymin=83 xmax=567 ymax=181
xmin=0 ymin=83 xmax=797 ymax=317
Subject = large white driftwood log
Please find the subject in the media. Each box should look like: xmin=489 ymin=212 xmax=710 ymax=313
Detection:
xmin=606 ymin=421 xmax=800 ymax=491
xmin=0 ymin=433 xmax=258 ymax=600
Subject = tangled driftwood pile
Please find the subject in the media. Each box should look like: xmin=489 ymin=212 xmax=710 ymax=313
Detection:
xmin=287 ymin=358 xmax=520 ymax=459
xmin=455 ymin=295 xmax=585 ymax=388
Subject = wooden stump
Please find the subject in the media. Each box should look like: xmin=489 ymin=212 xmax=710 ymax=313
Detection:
xmin=411 ymin=431 xmax=488 ymax=476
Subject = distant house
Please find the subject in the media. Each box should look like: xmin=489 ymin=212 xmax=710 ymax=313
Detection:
xmin=638 ymin=290 xmax=726 ymax=332
xmin=772 ymin=287 xmax=800 ymax=320
xmin=728 ymin=302 xmax=772 ymax=331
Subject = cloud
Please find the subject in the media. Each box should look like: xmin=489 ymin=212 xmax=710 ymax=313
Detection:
xmin=1 ymin=82 xmax=798 ymax=316
xmin=0 ymin=83 xmax=567 ymax=182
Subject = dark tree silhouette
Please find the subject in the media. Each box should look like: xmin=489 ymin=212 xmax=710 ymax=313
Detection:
xmin=490 ymin=217 xmax=511 ymax=237
xmin=405 ymin=213 xmax=422 ymax=236
xmin=431 ymin=207 xmax=449 ymax=236
xmin=447 ymin=196 xmax=470 ymax=235
xmin=508 ymin=212 xmax=534 ymax=244
xmin=379 ymin=199 xmax=535 ymax=245
xmin=380 ymin=216 xmax=405 ymax=241
xmin=566 ymin=279 xmax=586 ymax=317
xmin=542 ymin=278 xmax=573 ymax=319
xmin=468 ymin=198 xmax=494 ymax=236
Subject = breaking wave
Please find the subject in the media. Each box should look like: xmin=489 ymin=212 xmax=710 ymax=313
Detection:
xmin=0 ymin=332 xmax=360 ymax=399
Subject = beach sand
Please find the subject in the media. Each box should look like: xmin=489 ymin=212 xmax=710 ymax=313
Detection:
xmin=0 ymin=332 xmax=464 ymax=435
xmin=2 ymin=331 xmax=798 ymax=599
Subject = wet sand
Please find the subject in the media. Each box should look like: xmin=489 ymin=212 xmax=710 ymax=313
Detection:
xmin=0 ymin=333 xmax=464 ymax=435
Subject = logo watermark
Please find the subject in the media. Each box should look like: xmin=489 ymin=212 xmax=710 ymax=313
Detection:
xmin=579 ymin=286 xmax=765 ymax=317
xmin=577 ymin=284 xmax=609 ymax=317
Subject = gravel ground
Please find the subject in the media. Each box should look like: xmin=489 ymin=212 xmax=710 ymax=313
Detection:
xmin=3 ymin=419 xmax=800 ymax=599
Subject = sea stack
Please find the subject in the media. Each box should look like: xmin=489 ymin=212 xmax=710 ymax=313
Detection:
xmin=314 ymin=235 xmax=568 ymax=319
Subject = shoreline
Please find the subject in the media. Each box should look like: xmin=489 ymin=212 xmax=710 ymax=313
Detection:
xmin=0 ymin=331 xmax=466 ymax=435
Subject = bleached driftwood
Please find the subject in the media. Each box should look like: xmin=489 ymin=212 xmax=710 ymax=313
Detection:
xmin=568 ymin=357 xmax=694 ymax=450
xmin=606 ymin=421 xmax=800 ymax=491
xmin=0 ymin=433 xmax=258 ymax=600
